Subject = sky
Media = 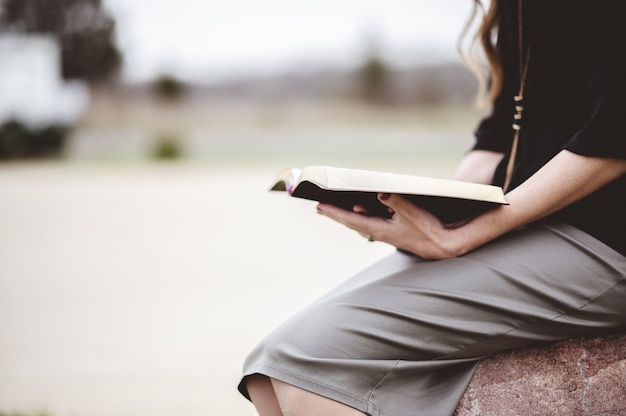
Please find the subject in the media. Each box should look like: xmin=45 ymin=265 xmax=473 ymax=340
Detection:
xmin=102 ymin=0 xmax=475 ymax=84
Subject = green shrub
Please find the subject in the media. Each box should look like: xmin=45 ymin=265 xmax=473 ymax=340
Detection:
xmin=151 ymin=133 xmax=184 ymax=160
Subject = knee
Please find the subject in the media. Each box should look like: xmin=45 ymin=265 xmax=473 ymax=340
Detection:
xmin=246 ymin=374 xmax=274 ymax=399
xmin=270 ymin=379 xmax=329 ymax=410
xmin=271 ymin=379 xmax=366 ymax=415
xmin=246 ymin=375 xmax=283 ymax=415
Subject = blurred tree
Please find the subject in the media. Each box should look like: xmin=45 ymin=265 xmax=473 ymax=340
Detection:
xmin=0 ymin=119 xmax=68 ymax=159
xmin=359 ymin=55 xmax=390 ymax=104
xmin=153 ymin=74 xmax=186 ymax=101
xmin=0 ymin=0 xmax=121 ymax=83
xmin=357 ymin=33 xmax=391 ymax=104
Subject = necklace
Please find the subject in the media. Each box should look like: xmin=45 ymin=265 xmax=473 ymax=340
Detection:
xmin=503 ymin=0 xmax=531 ymax=192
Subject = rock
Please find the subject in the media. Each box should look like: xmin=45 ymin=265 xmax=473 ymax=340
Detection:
xmin=454 ymin=334 xmax=626 ymax=416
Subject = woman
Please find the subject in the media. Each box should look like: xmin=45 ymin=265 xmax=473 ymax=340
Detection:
xmin=238 ymin=1 xmax=626 ymax=415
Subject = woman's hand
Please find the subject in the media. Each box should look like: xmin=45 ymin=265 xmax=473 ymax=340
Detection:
xmin=317 ymin=193 xmax=461 ymax=260
xmin=315 ymin=150 xmax=504 ymax=260
xmin=318 ymin=151 xmax=626 ymax=260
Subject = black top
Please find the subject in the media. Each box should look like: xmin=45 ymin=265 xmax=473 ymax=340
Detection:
xmin=473 ymin=1 xmax=626 ymax=255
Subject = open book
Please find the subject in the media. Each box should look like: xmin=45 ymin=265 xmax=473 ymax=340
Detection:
xmin=270 ymin=166 xmax=507 ymax=224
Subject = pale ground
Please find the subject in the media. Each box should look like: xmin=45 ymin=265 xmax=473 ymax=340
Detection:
xmin=0 ymin=122 xmax=472 ymax=416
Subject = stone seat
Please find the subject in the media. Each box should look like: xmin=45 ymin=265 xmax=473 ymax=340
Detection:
xmin=454 ymin=334 xmax=626 ymax=416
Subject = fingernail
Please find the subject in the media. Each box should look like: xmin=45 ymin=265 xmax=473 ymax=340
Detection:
xmin=379 ymin=193 xmax=390 ymax=201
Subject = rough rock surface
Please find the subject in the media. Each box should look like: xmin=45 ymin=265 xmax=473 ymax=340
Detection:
xmin=454 ymin=334 xmax=626 ymax=416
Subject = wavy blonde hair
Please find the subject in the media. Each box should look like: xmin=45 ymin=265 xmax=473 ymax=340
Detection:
xmin=458 ymin=0 xmax=502 ymax=105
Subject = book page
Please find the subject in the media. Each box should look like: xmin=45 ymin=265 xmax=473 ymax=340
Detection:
xmin=303 ymin=166 xmax=505 ymax=203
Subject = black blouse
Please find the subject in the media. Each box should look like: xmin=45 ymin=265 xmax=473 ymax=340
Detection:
xmin=472 ymin=1 xmax=626 ymax=255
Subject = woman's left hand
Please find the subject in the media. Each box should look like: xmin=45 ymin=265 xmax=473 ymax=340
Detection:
xmin=317 ymin=193 xmax=460 ymax=260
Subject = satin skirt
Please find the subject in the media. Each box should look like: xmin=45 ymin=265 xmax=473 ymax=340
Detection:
xmin=238 ymin=223 xmax=626 ymax=416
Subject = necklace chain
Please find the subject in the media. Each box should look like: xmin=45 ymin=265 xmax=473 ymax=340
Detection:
xmin=503 ymin=0 xmax=531 ymax=192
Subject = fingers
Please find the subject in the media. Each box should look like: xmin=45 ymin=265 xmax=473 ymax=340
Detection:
xmin=317 ymin=194 xmax=433 ymax=245
xmin=317 ymin=203 xmax=388 ymax=237
xmin=318 ymin=195 xmax=455 ymax=258
xmin=377 ymin=193 xmax=414 ymax=217
xmin=317 ymin=203 xmax=374 ymax=226
xmin=352 ymin=204 xmax=370 ymax=215
xmin=377 ymin=193 xmax=443 ymax=229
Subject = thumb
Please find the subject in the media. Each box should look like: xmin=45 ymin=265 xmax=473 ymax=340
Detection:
xmin=378 ymin=192 xmax=426 ymax=217
xmin=377 ymin=192 xmax=406 ymax=209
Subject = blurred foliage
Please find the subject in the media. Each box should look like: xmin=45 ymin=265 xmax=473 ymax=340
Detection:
xmin=0 ymin=412 xmax=51 ymax=416
xmin=153 ymin=74 xmax=186 ymax=101
xmin=0 ymin=0 xmax=121 ymax=83
xmin=151 ymin=133 xmax=184 ymax=160
xmin=359 ymin=55 xmax=390 ymax=104
xmin=357 ymin=32 xmax=392 ymax=105
xmin=0 ymin=120 xmax=69 ymax=160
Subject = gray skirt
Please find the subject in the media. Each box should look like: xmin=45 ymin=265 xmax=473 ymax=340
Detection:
xmin=238 ymin=223 xmax=626 ymax=416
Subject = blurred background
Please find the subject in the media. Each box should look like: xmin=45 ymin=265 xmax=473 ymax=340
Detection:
xmin=0 ymin=0 xmax=487 ymax=415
